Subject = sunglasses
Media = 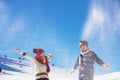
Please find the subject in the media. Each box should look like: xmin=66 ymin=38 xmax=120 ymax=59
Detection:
xmin=79 ymin=43 xmax=86 ymax=48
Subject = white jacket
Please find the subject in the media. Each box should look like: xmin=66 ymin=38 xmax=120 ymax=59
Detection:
xmin=20 ymin=52 xmax=50 ymax=79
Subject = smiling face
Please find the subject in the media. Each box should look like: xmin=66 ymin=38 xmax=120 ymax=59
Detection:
xmin=40 ymin=52 xmax=45 ymax=57
xmin=80 ymin=43 xmax=88 ymax=52
xmin=79 ymin=40 xmax=88 ymax=52
xmin=33 ymin=48 xmax=45 ymax=57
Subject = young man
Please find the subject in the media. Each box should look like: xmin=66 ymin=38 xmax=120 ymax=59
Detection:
xmin=71 ymin=40 xmax=110 ymax=80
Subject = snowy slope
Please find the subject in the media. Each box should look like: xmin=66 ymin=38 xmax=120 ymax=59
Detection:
xmin=0 ymin=57 xmax=120 ymax=80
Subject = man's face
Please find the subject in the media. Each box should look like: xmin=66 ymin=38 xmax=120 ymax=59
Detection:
xmin=79 ymin=43 xmax=88 ymax=52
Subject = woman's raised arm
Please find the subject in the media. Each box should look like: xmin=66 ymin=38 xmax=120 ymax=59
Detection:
xmin=13 ymin=47 xmax=36 ymax=63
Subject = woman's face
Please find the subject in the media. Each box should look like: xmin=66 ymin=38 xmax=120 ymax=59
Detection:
xmin=40 ymin=52 xmax=45 ymax=57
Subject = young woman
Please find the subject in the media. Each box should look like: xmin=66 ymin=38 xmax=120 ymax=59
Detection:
xmin=13 ymin=47 xmax=52 ymax=80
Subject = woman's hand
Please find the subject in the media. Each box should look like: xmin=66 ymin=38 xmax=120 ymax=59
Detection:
xmin=13 ymin=47 xmax=20 ymax=52
xmin=47 ymin=53 xmax=52 ymax=62
xmin=13 ymin=47 xmax=24 ymax=54
xmin=49 ymin=53 xmax=52 ymax=58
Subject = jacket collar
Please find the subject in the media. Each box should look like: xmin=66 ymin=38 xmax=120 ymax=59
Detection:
xmin=81 ymin=49 xmax=90 ymax=55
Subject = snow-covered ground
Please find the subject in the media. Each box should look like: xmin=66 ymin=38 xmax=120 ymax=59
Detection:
xmin=0 ymin=57 xmax=120 ymax=80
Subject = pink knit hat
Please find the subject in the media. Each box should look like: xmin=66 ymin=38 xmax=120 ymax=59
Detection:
xmin=33 ymin=48 xmax=45 ymax=54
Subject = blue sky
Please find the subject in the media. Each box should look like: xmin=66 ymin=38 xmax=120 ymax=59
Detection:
xmin=0 ymin=0 xmax=120 ymax=75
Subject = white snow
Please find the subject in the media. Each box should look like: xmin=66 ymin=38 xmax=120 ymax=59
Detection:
xmin=0 ymin=59 xmax=120 ymax=80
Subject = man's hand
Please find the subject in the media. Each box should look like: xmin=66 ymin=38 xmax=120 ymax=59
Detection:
xmin=70 ymin=69 xmax=75 ymax=74
xmin=102 ymin=64 xmax=110 ymax=70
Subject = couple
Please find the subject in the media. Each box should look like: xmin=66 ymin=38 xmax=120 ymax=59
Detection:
xmin=14 ymin=40 xmax=110 ymax=80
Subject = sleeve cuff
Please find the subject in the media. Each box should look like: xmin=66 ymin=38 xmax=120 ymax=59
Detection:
xmin=22 ymin=52 xmax=26 ymax=56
